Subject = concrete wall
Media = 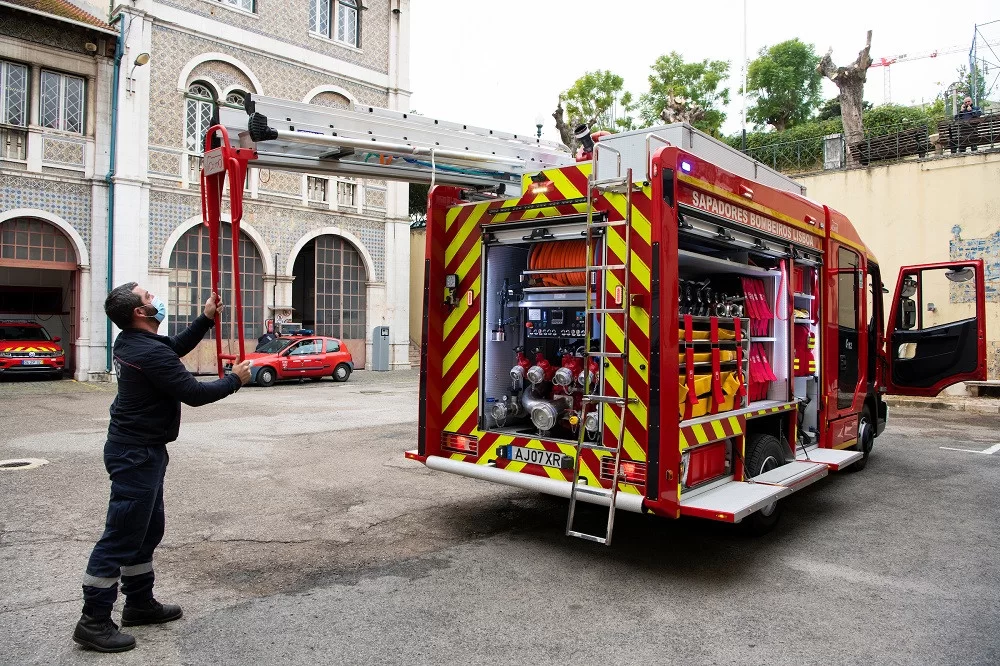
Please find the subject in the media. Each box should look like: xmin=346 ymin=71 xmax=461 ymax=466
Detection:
xmin=409 ymin=226 xmax=425 ymax=346
xmin=797 ymin=151 xmax=1000 ymax=381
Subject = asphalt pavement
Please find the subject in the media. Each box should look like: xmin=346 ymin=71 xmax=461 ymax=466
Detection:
xmin=1 ymin=371 xmax=998 ymax=665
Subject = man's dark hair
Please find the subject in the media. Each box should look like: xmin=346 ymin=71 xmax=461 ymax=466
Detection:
xmin=105 ymin=282 xmax=142 ymax=329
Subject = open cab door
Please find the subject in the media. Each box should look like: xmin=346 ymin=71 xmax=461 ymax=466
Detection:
xmin=885 ymin=260 xmax=986 ymax=397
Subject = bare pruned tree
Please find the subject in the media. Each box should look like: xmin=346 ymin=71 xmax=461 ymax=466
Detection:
xmin=819 ymin=30 xmax=873 ymax=167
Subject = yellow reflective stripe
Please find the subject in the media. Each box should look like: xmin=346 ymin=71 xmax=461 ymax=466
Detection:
xmin=444 ymin=392 xmax=478 ymax=432
xmin=602 ymin=408 xmax=646 ymax=462
xmin=604 ymin=191 xmax=652 ymax=245
xmin=440 ymin=353 xmax=478 ymax=411
xmin=601 ymin=362 xmax=649 ymax=426
xmin=545 ymin=167 xmax=586 ymax=200
xmin=442 ymin=276 xmax=480 ymax=340
xmin=521 ymin=193 xmax=550 ymax=220
xmin=489 ymin=198 xmax=521 ymax=223
xmin=445 ymin=204 xmax=465 ymax=232
xmin=475 ymin=434 xmax=513 ymax=466
xmin=445 ymin=203 xmax=487 ymax=266
xmin=710 ymin=419 xmax=727 ymax=440
xmin=442 ymin=318 xmax=480 ymax=376
xmin=729 ymin=416 xmax=743 ymax=435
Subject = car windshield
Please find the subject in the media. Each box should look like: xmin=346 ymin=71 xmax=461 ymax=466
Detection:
xmin=256 ymin=338 xmax=295 ymax=353
xmin=0 ymin=325 xmax=49 ymax=341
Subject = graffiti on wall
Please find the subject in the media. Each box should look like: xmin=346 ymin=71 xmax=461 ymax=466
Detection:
xmin=949 ymin=226 xmax=1000 ymax=303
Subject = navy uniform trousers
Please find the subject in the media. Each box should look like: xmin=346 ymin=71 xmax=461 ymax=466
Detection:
xmin=82 ymin=441 xmax=169 ymax=616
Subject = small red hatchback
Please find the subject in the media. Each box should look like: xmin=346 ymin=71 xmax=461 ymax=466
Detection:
xmin=245 ymin=335 xmax=354 ymax=387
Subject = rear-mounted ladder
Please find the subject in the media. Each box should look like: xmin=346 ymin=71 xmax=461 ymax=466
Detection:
xmin=217 ymin=94 xmax=572 ymax=192
xmin=566 ymin=143 xmax=637 ymax=546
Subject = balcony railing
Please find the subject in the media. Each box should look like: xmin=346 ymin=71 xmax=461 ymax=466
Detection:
xmin=1 ymin=125 xmax=28 ymax=163
xmin=739 ymin=113 xmax=1000 ymax=174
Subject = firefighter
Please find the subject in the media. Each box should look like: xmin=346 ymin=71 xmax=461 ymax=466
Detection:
xmin=73 ymin=283 xmax=252 ymax=653
xmin=256 ymin=319 xmax=278 ymax=351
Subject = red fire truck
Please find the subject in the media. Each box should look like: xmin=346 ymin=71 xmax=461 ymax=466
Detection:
xmin=213 ymin=97 xmax=987 ymax=545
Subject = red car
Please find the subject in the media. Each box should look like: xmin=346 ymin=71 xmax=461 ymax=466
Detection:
xmin=0 ymin=320 xmax=66 ymax=379
xmin=246 ymin=335 xmax=354 ymax=387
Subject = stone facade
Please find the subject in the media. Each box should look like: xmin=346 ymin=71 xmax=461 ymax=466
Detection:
xmin=155 ymin=0 xmax=391 ymax=73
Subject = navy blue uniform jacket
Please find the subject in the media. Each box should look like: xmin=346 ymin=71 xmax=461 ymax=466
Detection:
xmin=108 ymin=315 xmax=241 ymax=446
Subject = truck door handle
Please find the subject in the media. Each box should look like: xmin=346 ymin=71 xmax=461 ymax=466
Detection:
xmin=839 ymin=354 xmax=847 ymax=370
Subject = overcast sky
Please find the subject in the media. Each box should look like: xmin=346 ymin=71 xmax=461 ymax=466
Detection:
xmin=409 ymin=1 xmax=999 ymax=140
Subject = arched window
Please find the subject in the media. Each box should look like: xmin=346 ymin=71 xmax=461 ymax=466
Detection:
xmin=223 ymin=89 xmax=246 ymax=109
xmin=185 ymin=82 xmax=215 ymax=153
xmin=168 ymin=223 xmax=264 ymax=342
xmin=0 ymin=217 xmax=75 ymax=268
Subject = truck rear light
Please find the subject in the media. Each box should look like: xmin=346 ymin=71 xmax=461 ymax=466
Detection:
xmin=441 ymin=432 xmax=479 ymax=456
xmin=601 ymin=458 xmax=647 ymax=485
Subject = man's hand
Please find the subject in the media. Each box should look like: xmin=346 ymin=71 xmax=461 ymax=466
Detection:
xmin=204 ymin=292 xmax=223 ymax=319
xmin=232 ymin=360 xmax=252 ymax=386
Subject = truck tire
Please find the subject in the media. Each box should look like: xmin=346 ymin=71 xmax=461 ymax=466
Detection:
xmin=333 ymin=363 xmax=351 ymax=382
xmin=742 ymin=433 xmax=786 ymax=534
xmin=257 ymin=366 xmax=276 ymax=387
xmin=849 ymin=407 xmax=875 ymax=472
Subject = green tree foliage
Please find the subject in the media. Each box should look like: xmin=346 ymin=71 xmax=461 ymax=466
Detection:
xmin=816 ymin=97 xmax=872 ymax=121
xmin=639 ymin=52 xmax=730 ymax=135
xmin=560 ymin=70 xmax=636 ymax=133
xmin=955 ymin=64 xmax=995 ymax=104
xmin=409 ymin=183 xmax=429 ymax=223
xmin=745 ymin=39 xmax=823 ymax=131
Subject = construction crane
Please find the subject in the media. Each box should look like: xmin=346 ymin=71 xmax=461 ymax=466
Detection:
xmin=872 ymin=39 xmax=1000 ymax=103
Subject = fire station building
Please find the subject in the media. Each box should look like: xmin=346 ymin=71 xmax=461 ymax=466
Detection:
xmin=1 ymin=0 xmax=412 ymax=380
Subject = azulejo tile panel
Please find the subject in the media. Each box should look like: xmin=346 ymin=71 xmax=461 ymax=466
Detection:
xmin=0 ymin=175 xmax=92 ymax=247
xmin=149 ymin=189 xmax=386 ymax=281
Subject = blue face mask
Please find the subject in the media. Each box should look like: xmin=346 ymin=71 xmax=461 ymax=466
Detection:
xmin=142 ymin=297 xmax=167 ymax=323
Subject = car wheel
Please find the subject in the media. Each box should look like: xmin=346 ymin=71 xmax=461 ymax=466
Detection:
xmin=742 ymin=433 xmax=786 ymax=535
xmin=257 ymin=366 xmax=276 ymax=387
xmin=333 ymin=363 xmax=351 ymax=382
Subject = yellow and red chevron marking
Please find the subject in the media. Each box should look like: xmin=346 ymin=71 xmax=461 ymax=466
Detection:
xmin=2 ymin=346 xmax=57 ymax=352
xmin=679 ymin=414 xmax=745 ymax=451
xmin=445 ymin=432 xmax=641 ymax=495
xmin=746 ymin=402 xmax=798 ymax=419
xmin=435 ymin=163 xmax=654 ymax=490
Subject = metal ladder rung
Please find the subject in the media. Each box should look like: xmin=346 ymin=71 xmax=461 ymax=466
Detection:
xmin=522 ymin=267 xmax=587 ymax=275
xmin=574 ymin=484 xmax=614 ymax=497
xmin=586 ymin=264 xmax=626 ymax=271
xmin=586 ymin=351 xmax=623 ymax=358
xmin=581 ymin=443 xmax=620 ymax=454
xmin=566 ymin=531 xmax=609 ymax=545
xmin=582 ymin=395 xmax=635 ymax=405
xmin=589 ymin=308 xmax=626 ymax=314
xmin=592 ymin=178 xmax=632 ymax=192
xmin=588 ymin=220 xmax=628 ymax=229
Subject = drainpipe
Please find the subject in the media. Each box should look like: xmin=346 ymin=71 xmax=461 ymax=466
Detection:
xmin=105 ymin=14 xmax=125 ymax=372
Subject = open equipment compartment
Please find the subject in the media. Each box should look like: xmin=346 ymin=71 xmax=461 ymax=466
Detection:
xmin=480 ymin=216 xmax=599 ymax=445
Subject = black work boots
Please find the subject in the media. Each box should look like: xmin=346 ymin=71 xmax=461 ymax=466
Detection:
xmin=73 ymin=600 xmax=182 ymax=652
xmin=72 ymin=614 xmax=136 ymax=653
xmin=121 ymin=599 xmax=183 ymax=626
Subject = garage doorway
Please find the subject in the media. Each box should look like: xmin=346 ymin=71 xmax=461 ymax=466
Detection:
xmin=167 ymin=222 xmax=264 ymax=373
xmin=0 ymin=217 xmax=79 ymax=375
xmin=291 ymin=235 xmax=367 ymax=368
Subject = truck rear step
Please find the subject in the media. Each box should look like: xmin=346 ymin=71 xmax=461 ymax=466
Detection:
xmin=795 ymin=447 xmax=863 ymax=471
xmin=679 ymin=461 xmax=828 ymax=522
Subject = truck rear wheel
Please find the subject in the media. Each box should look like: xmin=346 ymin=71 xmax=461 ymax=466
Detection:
xmin=849 ymin=407 xmax=874 ymax=472
xmin=742 ymin=433 xmax=786 ymax=534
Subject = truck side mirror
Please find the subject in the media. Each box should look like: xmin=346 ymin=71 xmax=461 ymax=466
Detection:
xmin=900 ymin=297 xmax=917 ymax=330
